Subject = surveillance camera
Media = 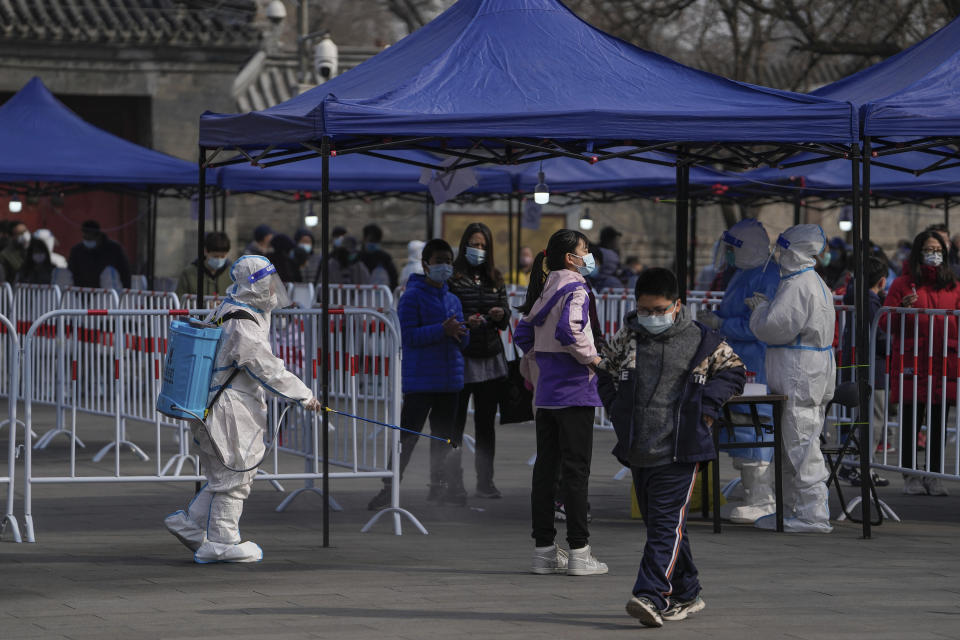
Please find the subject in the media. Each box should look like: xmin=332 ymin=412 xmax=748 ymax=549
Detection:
xmin=313 ymin=34 xmax=338 ymax=82
xmin=265 ymin=0 xmax=286 ymax=24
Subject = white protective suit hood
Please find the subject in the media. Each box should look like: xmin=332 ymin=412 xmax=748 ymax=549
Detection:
xmin=723 ymin=218 xmax=770 ymax=270
xmin=406 ymin=240 xmax=425 ymax=261
xmin=227 ymin=255 xmax=289 ymax=313
xmin=775 ymin=224 xmax=826 ymax=275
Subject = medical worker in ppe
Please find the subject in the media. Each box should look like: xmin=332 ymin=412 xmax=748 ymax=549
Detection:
xmin=748 ymin=225 xmax=835 ymax=533
xmin=164 ymin=255 xmax=321 ymax=563
xmin=697 ymin=219 xmax=780 ymax=523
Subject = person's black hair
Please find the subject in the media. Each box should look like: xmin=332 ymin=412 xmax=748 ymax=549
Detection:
xmin=421 ymin=238 xmax=453 ymax=263
xmin=294 ymin=228 xmax=314 ymax=244
xmin=362 ymin=224 xmax=383 ymax=243
xmin=516 ymin=229 xmax=589 ymax=314
xmin=625 ymin=255 xmax=640 ymax=267
xmin=332 ymin=226 xmax=347 ymax=238
xmin=453 ymin=221 xmax=502 ymax=285
xmin=866 ymin=257 xmax=888 ymax=290
xmin=634 ymin=267 xmax=679 ymax=301
xmin=204 ymin=231 xmax=230 ymax=253
xmin=925 ymin=223 xmax=950 ymax=235
xmin=909 ymin=230 xmax=956 ymax=290
xmin=599 ymin=226 xmax=621 ymax=249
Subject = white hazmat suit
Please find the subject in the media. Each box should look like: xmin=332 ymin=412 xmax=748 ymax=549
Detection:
xmin=748 ymin=225 xmax=835 ymax=533
xmin=164 ymin=255 xmax=319 ymax=562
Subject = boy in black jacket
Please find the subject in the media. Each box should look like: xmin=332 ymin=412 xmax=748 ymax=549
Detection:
xmin=597 ymin=268 xmax=745 ymax=627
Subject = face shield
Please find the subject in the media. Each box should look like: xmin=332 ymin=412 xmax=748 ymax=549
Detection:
xmin=714 ymin=229 xmax=741 ymax=272
xmin=228 ymin=256 xmax=291 ymax=312
xmin=248 ymin=263 xmax=292 ymax=310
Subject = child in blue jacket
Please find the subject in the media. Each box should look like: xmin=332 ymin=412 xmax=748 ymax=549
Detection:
xmin=368 ymin=239 xmax=469 ymax=510
xmin=597 ymin=268 xmax=744 ymax=628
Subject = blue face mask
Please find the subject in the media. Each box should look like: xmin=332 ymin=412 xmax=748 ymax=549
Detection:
xmin=818 ymin=251 xmax=832 ymax=267
xmin=365 ymin=242 xmax=380 ymax=253
xmin=636 ymin=310 xmax=675 ymax=335
xmin=207 ymin=257 xmax=227 ymax=270
xmin=574 ymin=252 xmax=596 ymax=277
xmin=82 ymin=239 xmax=97 ymax=249
xmin=465 ymin=246 xmax=486 ymax=266
xmin=427 ymin=263 xmax=453 ymax=283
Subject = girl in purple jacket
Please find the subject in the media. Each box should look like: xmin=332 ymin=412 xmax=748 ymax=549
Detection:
xmin=515 ymin=229 xmax=607 ymax=577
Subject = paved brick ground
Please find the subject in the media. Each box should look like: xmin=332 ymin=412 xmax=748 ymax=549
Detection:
xmin=2 ymin=407 xmax=958 ymax=639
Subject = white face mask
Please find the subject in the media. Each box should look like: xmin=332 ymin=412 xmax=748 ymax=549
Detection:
xmin=465 ymin=246 xmax=486 ymax=266
xmin=636 ymin=312 xmax=675 ymax=335
xmin=923 ymin=251 xmax=944 ymax=267
xmin=298 ymin=243 xmax=313 ymax=254
xmin=17 ymin=231 xmax=30 ymax=248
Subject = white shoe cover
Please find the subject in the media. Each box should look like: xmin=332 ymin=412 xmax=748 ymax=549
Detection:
xmin=164 ymin=510 xmax=204 ymax=551
xmin=728 ymin=503 xmax=776 ymax=524
xmin=194 ymin=540 xmax=263 ymax=564
xmin=754 ymin=513 xmax=832 ymax=533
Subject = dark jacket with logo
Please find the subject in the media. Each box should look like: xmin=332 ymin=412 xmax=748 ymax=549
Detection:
xmin=448 ymin=269 xmax=510 ymax=359
xmin=597 ymin=311 xmax=745 ymax=467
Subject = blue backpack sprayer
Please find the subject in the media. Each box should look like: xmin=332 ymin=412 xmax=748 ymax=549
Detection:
xmin=156 ymin=313 xmax=293 ymax=473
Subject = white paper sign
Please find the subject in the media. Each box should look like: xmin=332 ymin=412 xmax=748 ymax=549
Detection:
xmin=420 ymin=157 xmax=478 ymax=205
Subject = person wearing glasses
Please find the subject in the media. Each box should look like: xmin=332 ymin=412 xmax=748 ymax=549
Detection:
xmin=597 ymin=268 xmax=745 ymax=627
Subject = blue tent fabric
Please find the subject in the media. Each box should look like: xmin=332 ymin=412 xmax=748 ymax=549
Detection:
xmin=0 ymin=77 xmax=198 ymax=186
xmin=200 ymin=0 xmax=856 ymax=149
xmin=739 ymin=151 xmax=960 ymax=199
xmin=218 ymin=150 xmax=513 ymax=194
xmin=812 ymin=16 xmax=960 ymax=137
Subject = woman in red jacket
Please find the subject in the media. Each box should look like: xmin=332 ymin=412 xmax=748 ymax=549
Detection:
xmin=882 ymin=230 xmax=956 ymax=497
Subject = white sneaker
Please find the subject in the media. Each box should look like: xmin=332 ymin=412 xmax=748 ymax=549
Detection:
xmin=530 ymin=544 xmax=568 ymax=574
xmin=755 ymin=514 xmax=832 ymax=533
xmin=164 ymin=510 xmax=204 ymax=552
xmin=567 ymin=544 xmax=608 ymax=576
xmin=194 ymin=540 xmax=263 ymax=564
xmin=903 ymin=475 xmax=926 ymax=495
xmin=626 ymin=595 xmax=663 ymax=627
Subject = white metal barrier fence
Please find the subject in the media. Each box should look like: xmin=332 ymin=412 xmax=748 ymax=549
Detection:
xmin=0 ymin=312 xmax=21 ymax=542
xmin=19 ymin=306 xmax=421 ymax=542
xmin=870 ymin=306 xmax=960 ymax=482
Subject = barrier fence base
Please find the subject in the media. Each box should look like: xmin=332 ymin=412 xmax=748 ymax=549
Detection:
xmin=836 ymin=496 xmax=901 ymax=523
xmin=361 ymin=507 xmax=429 ymax=536
xmin=1 ymin=513 xmax=22 ymax=543
xmin=0 ymin=419 xmax=37 ymax=440
xmin=160 ymin=453 xmax=199 ymax=477
xmin=257 ymin=468 xmax=286 ymax=493
xmin=274 ymin=482 xmax=344 ymax=513
xmin=92 ymin=439 xmax=149 ymax=463
xmin=24 ymin=514 xmax=34 ymax=543
xmin=33 ymin=426 xmax=83 ymax=450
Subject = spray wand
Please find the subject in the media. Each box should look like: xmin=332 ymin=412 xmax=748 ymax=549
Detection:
xmin=321 ymin=406 xmax=456 ymax=447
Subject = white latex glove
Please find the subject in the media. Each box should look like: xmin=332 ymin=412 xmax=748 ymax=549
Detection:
xmin=303 ymin=397 xmax=322 ymax=412
xmin=744 ymin=292 xmax=769 ymax=311
xmin=696 ymin=309 xmax=722 ymax=330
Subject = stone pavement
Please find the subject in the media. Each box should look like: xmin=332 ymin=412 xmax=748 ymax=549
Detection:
xmin=2 ymin=407 xmax=959 ymax=640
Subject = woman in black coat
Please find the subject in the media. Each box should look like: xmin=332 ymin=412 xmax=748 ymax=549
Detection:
xmin=448 ymin=222 xmax=511 ymax=500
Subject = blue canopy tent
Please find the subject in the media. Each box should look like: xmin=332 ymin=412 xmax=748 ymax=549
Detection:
xmin=0 ymin=77 xmax=209 ymax=286
xmin=198 ymin=0 xmax=866 ymax=539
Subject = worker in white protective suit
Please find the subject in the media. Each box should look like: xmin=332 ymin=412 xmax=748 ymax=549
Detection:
xmin=697 ymin=219 xmax=780 ymax=523
xmin=164 ymin=255 xmax=321 ymax=563
xmin=747 ymin=224 xmax=835 ymax=533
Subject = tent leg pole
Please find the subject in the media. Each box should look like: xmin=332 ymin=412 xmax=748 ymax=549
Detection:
xmin=793 ymin=193 xmax=802 ymax=226
xmin=852 ymin=140 xmax=872 ymax=539
xmin=675 ymin=156 xmax=689 ymax=303
xmin=508 ymin=196 xmax=514 ymax=283
xmin=688 ymin=197 xmax=697 ymax=291
xmin=946 ymin=195 xmax=950 ymax=229
xmin=197 ymin=148 xmax=206 ymax=306
xmin=150 ymin=193 xmax=158 ymax=290
xmin=321 ymin=136 xmax=331 ymax=548
xmin=516 ymin=196 xmax=523 ymax=273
